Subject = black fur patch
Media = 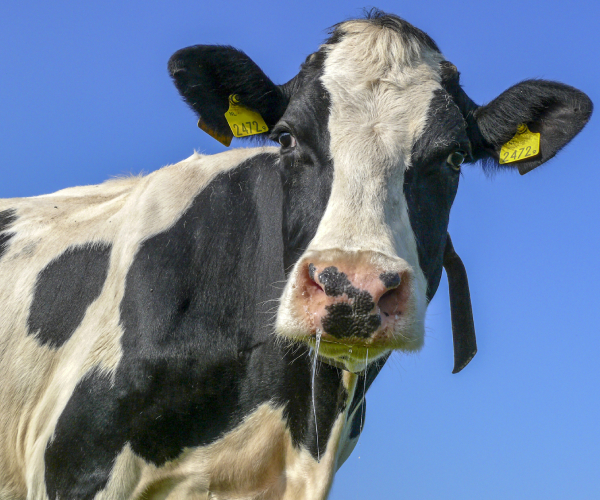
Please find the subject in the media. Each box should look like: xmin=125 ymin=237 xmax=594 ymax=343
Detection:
xmin=406 ymin=89 xmax=465 ymax=300
xmin=28 ymin=244 xmax=111 ymax=348
xmin=348 ymin=399 xmax=366 ymax=439
xmin=0 ymin=209 xmax=17 ymax=261
xmin=44 ymin=369 xmax=116 ymax=499
xmin=318 ymin=266 xmax=381 ymax=339
xmin=276 ymin=56 xmax=334 ymax=272
xmin=282 ymin=353 xmax=347 ymax=459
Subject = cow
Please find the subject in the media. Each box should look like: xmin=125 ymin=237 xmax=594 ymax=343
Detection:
xmin=0 ymin=10 xmax=592 ymax=500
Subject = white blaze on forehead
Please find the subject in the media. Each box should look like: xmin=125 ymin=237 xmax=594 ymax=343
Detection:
xmin=311 ymin=20 xmax=444 ymax=261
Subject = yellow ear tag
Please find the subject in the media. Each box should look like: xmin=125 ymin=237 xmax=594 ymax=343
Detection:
xmin=224 ymin=95 xmax=269 ymax=138
xmin=499 ymin=124 xmax=540 ymax=164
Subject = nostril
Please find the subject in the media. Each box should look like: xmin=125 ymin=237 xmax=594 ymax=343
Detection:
xmin=379 ymin=271 xmax=401 ymax=289
xmin=378 ymin=272 xmax=403 ymax=318
xmin=305 ymin=263 xmax=324 ymax=294
xmin=378 ymin=286 xmax=403 ymax=318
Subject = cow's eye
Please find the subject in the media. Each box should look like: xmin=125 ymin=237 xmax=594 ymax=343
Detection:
xmin=278 ymin=133 xmax=296 ymax=149
xmin=447 ymin=150 xmax=467 ymax=170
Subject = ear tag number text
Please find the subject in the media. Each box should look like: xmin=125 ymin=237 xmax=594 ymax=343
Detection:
xmin=499 ymin=124 xmax=541 ymax=164
xmin=224 ymin=95 xmax=269 ymax=138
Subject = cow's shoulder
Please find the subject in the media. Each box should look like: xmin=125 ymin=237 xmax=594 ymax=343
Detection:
xmin=0 ymin=146 xmax=277 ymax=499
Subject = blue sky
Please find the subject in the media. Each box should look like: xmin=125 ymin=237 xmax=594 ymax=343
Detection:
xmin=1 ymin=1 xmax=599 ymax=498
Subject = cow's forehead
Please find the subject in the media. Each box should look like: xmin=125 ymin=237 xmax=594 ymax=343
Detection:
xmin=317 ymin=19 xmax=445 ymax=169
xmin=325 ymin=18 xmax=443 ymax=75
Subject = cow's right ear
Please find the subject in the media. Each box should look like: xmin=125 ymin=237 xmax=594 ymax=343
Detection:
xmin=168 ymin=45 xmax=288 ymax=146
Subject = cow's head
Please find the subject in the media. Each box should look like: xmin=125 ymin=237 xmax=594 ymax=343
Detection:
xmin=168 ymin=12 xmax=591 ymax=373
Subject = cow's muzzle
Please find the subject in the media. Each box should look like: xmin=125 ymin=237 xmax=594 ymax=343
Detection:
xmin=301 ymin=262 xmax=410 ymax=340
xmin=276 ymin=250 xmax=424 ymax=371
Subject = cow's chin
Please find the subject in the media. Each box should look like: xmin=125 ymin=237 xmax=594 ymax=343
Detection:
xmin=307 ymin=336 xmax=390 ymax=373
xmin=276 ymin=324 xmax=425 ymax=374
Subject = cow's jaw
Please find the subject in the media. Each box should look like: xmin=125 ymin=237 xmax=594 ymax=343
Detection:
xmin=275 ymin=21 xmax=442 ymax=372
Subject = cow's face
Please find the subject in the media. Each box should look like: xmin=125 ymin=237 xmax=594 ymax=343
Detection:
xmin=169 ymin=13 xmax=592 ymax=372
xmin=273 ymin=20 xmax=459 ymax=370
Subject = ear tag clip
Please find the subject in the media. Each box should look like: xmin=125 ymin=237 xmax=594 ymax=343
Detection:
xmin=224 ymin=95 xmax=269 ymax=138
xmin=499 ymin=123 xmax=540 ymax=165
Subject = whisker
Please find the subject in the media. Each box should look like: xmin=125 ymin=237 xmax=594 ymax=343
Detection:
xmin=311 ymin=331 xmax=322 ymax=462
xmin=358 ymin=348 xmax=369 ymax=447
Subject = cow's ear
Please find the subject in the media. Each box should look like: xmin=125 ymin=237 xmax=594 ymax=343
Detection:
xmin=472 ymin=80 xmax=592 ymax=174
xmin=168 ymin=45 xmax=288 ymax=146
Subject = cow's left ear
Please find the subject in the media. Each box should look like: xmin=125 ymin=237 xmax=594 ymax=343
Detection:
xmin=168 ymin=45 xmax=288 ymax=146
xmin=472 ymin=80 xmax=592 ymax=174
